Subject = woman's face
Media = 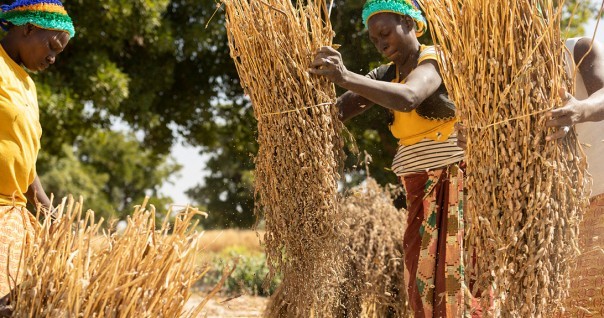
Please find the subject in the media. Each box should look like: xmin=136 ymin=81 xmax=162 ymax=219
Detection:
xmin=367 ymin=13 xmax=416 ymax=65
xmin=19 ymin=25 xmax=70 ymax=72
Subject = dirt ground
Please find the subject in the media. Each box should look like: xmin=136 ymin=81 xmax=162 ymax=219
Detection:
xmin=185 ymin=294 xmax=268 ymax=318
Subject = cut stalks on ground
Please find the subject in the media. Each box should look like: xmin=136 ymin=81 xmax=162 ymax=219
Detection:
xmin=8 ymin=197 xmax=232 ymax=318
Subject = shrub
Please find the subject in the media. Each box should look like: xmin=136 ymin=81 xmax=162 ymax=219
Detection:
xmin=199 ymin=246 xmax=281 ymax=296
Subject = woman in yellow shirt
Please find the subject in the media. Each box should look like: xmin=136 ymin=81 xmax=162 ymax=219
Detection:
xmin=0 ymin=0 xmax=74 ymax=300
xmin=309 ymin=0 xmax=481 ymax=316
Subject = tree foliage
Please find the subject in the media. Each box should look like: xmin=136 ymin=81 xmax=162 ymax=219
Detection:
xmin=559 ymin=0 xmax=600 ymax=38
xmin=8 ymin=0 xmax=595 ymax=227
xmin=38 ymin=130 xmax=179 ymax=220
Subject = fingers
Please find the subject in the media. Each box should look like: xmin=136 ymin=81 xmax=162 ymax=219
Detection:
xmin=317 ymin=46 xmax=339 ymax=55
xmin=312 ymin=46 xmax=342 ymax=63
xmin=309 ymin=47 xmax=346 ymax=83
xmin=309 ymin=57 xmax=338 ymax=74
xmin=545 ymin=126 xmax=570 ymax=141
xmin=546 ymin=106 xmax=571 ymax=118
xmin=310 ymin=49 xmax=341 ymax=66
xmin=547 ymin=89 xmax=573 ymax=119
xmin=454 ymin=122 xmax=467 ymax=150
xmin=309 ymin=57 xmax=333 ymax=69
xmin=545 ymin=114 xmax=572 ymax=127
xmin=308 ymin=54 xmax=342 ymax=80
xmin=546 ymin=88 xmax=572 ymax=121
xmin=456 ymin=134 xmax=467 ymax=150
xmin=457 ymin=140 xmax=467 ymax=150
xmin=558 ymin=87 xmax=572 ymax=102
xmin=457 ymin=131 xmax=466 ymax=143
xmin=308 ymin=66 xmax=332 ymax=76
xmin=546 ymin=91 xmax=577 ymax=141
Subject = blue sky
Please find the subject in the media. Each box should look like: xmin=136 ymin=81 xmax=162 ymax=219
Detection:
xmin=160 ymin=9 xmax=604 ymax=205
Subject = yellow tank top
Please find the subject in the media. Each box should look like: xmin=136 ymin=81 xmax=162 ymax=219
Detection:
xmin=0 ymin=45 xmax=41 ymax=207
xmin=389 ymin=45 xmax=456 ymax=146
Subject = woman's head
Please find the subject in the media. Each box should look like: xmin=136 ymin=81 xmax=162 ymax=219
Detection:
xmin=16 ymin=25 xmax=69 ymax=71
xmin=0 ymin=0 xmax=74 ymax=71
xmin=362 ymin=0 xmax=426 ymax=64
xmin=366 ymin=13 xmax=417 ymax=64
xmin=362 ymin=0 xmax=426 ymax=37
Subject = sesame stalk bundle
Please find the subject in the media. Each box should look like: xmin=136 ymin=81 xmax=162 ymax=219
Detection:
xmin=223 ymin=0 xmax=345 ymax=316
xmin=420 ymin=0 xmax=591 ymax=315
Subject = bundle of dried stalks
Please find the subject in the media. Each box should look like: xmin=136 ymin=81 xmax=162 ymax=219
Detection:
xmin=337 ymin=178 xmax=410 ymax=318
xmin=223 ymin=0 xmax=345 ymax=316
xmin=420 ymin=1 xmax=591 ymax=316
xmin=9 ymin=197 xmax=231 ymax=318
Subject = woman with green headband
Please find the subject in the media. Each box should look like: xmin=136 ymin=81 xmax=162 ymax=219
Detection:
xmin=310 ymin=0 xmax=482 ymax=316
xmin=0 ymin=0 xmax=74 ymax=306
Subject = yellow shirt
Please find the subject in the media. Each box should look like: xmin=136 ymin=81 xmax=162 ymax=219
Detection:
xmin=0 ymin=45 xmax=41 ymax=207
xmin=389 ymin=45 xmax=456 ymax=146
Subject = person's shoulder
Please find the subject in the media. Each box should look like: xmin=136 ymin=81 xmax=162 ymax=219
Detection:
xmin=418 ymin=45 xmax=437 ymax=60
xmin=565 ymin=37 xmax=580 ymax=47
xmin=419 ymin=45 xmax=437 ymax=56
xmin=417 ymin=45 xmax=440 ymax=67
xmin=573 ymin=37 xmax=604 ymax=62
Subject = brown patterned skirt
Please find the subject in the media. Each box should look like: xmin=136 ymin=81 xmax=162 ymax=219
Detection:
xmin=401 ymin=164 xmax=483 ymax=317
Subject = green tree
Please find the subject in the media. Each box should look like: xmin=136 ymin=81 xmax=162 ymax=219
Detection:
xmin=559 ymin=0 xmax=600 ymax=38
xmin=37 ymin=144 xmax=114 ymax=218
xmin=184 ymin=101 xmax=257 ymax=228
xmin=38 ymin=130 xmax=180 ymax=220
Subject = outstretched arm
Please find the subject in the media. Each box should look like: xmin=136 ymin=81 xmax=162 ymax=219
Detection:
xmin=309 ymin=46 xmax=443 ymax=114
xmin=546 ymin=38 xmax=604 ymax=140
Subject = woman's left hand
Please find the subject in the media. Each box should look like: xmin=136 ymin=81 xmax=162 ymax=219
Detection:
xmin=308 ymin=46 xmax=348 ymax=85
xmin=454 ymin=122 xmax=467 ymax=150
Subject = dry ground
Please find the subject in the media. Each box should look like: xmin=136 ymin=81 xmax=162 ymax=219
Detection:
xmin=199 ymin=229 xmax=264 ymax=254
xmin=185 ymin=294 xmax=268 ymax=318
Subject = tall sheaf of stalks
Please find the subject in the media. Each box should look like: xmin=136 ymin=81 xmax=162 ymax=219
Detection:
xmin=10 ymin=197 xmax=231 ymax=317
xmin=420 ymin=1 xmax=591 ymax=316
xmin=223 ymin=0 xmax=345 ymax=316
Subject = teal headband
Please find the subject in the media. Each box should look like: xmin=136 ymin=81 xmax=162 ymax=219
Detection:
xmin=0 ymin=0 xmax=75 ymax=38
xmin=362 ymin=0 xmax=426 ymax=37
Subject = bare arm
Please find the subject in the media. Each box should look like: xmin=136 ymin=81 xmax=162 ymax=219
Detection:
xmin=334 ymin=60 xmax=442 ymax=112
xmin=309 ymin=46 xmax=443 ymax=114
xmin=337 ymin=91 xmax=375 ymax=122
xmin=25 ymin=175 xmax=51 ymax=212
xmin=546 ymin=38 xmax=604 ymax=139
xmin=574 ymin=37 xmax=604 ymax=121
